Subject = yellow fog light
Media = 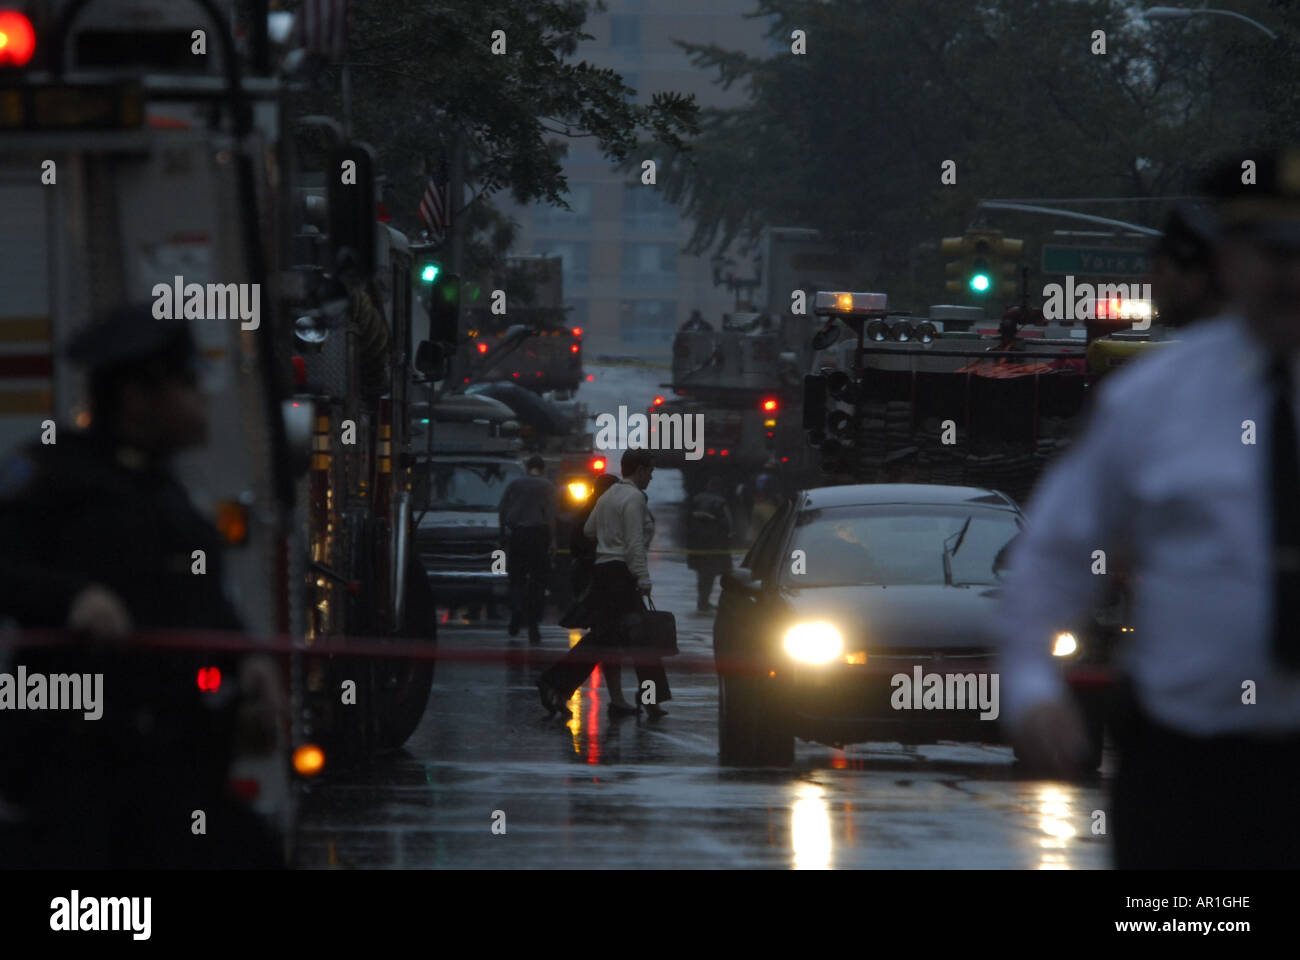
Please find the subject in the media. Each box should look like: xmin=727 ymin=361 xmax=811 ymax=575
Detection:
xmin=1052 ymin=632 xmax=1078 ymax=657
xmin=293 ymin=743 xmax=326 ymax=776
xmin=567 ymin=481 xmax=590 ymax=502
xmin=783 ymin=622 xmax=844 ymax=664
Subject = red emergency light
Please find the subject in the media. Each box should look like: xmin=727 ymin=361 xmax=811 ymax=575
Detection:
xmin=761 ymin=398 xmax=778 ymax=413
xmin=196 ymin=667 xmax=222 ymax=693
xmin=0 ymin=11 xmax=36 ymax=68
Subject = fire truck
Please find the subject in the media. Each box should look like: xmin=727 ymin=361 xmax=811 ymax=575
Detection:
xmin=0 ymin=0 xmax=441 ymax=843
xmin=801 ymin=289 xmax=1176 ymax=503
xmin=649 ymin=228 xmax=865 ymax=517
xmin=457 ymin=255 xmax=584 ymax=393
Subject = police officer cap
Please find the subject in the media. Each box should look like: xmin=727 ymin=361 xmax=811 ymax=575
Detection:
xmin=1200 ymin=145 xmax=1300 ymax=248
xmin=1151 ymin=201 xmax=1218 ymax=267
xmin=65 ymin=302 xmax=198 ymax=379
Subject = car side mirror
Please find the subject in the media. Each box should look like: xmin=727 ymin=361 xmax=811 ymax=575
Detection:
xmin=722 ymin=568 xmax=759 ymax=595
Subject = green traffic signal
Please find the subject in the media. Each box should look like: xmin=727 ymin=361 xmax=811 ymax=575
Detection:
xmin=969 ymin=271 xmax=991 ymax=293
xmin=420 ymin=262 xmax=440 ymax=284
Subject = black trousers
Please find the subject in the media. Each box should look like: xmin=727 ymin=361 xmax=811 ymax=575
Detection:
xmin=1111 ymin=685 xmax=1300 ymax=869
xmin=540 ymin=561 xmax=671 ymax=704
xmin=507 ymin=526 xmax=550 ymax=629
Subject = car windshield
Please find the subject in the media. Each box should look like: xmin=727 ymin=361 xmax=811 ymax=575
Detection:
xmin=415 ymin=462 xmax=522 ymax=511
xmin=781 ymin=503 xmax=1022 ymax=588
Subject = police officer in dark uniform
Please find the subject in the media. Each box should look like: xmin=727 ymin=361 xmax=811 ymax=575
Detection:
xmin=0 ymin=302 xmax=283 ymax=869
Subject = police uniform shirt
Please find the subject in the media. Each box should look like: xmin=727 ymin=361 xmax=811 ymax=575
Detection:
xmin=998 ymin=313 xmax=1300 ymax=736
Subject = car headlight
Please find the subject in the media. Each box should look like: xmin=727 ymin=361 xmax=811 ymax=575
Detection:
xmin=783 ymin=622 xmax=844 ymax=664
xmin=1052 ymin=632 xmax=1078 ymax=657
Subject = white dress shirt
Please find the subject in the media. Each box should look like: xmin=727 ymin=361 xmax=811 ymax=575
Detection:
xmin=998 ymin=314 xmax=1300 ymax=735
xmin=584 ymin=478 xmax=655 ymax=588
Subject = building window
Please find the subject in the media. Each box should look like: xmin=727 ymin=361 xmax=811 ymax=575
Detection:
xmin=534 ymin=183 xmax=591 ymax=232
xmin=534 ymin=239 xmax=590 ymax=289
xmin=610 ymin=14 xmax=641 ymax=62
xmin=622 ymin=242 xmax=677 ymax=290
xmin=622 ymin=183 xmax=677 ymax=233
xmin=618 ymin=300 xmax=677 ymax=346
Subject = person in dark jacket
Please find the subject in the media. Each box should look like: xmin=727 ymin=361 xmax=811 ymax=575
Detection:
xmin=498 ymin=455 xmax=556 ymax=644
xmin=0 ymin=303 xmax=283 ymax=869
xmin=686 ymin=476 xmax=733 ymax=612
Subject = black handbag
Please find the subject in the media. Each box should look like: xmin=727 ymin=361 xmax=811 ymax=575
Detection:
xmin=620 ymin=596 xmax=678 ymax=657
xmin=559 ymin=595 xmax=594 ymax=629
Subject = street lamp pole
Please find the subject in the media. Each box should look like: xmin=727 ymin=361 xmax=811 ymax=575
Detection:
xmin=1143 ymin=6 xmax=1278 ymax=40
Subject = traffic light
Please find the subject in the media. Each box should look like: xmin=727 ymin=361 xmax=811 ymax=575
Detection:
xmin=944 ymin=229 xmax=1024 ymax=299
xmin=968 ymin=232 xmax=995 ymax=295
xmin=998 ymin=235 xmax=1024 ymax=293
xmin=417 ymin=256 xmax=460 ymax=347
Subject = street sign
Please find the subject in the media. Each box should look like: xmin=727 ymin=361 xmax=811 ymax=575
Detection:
xmin=1041 ymin=245 xmax=1152 ymax=276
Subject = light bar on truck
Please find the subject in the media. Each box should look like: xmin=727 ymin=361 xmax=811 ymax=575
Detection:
xmin=1095 ymin=298 xmax=1152 ymax=322
xmin=813 ymin=291 xmax=889 ymax=317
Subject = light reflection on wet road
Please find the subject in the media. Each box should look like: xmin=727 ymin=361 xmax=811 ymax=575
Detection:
xmin=294 ymin=461 xmax=1113 ymax=869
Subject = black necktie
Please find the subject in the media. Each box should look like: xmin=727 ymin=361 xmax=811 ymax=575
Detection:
xmin=1268 ymin=357 xmax=1300 ymax=670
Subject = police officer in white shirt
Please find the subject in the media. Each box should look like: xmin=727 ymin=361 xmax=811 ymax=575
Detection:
xmin=998 ymin=145 xmax=1300 ymax=868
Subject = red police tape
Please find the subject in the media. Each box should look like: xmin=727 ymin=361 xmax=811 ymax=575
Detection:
xmin=0 ymin=626 xmax=1116 ymax=683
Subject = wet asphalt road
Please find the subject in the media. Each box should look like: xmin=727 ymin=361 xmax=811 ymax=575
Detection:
xmin=294 ymin=454 xmax=1115 ymax=870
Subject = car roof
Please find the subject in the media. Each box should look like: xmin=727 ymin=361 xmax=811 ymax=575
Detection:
xmin=426 ymin=455 xmax=524 ymax=466
xmin=796 ymin=483 xmax=1019 ymax=511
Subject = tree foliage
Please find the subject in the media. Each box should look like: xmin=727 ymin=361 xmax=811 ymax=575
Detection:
xmin=645 ymin=0 xmax=1282 ymax=308
xmin=288 ymin=0 xmax=698 ymax=276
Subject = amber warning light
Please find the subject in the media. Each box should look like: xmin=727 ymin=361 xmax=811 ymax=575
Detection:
xmin=0 ymin=11 xmax=36 ymax=68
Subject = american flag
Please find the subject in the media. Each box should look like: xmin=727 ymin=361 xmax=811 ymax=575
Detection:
xmin=296 ymin=0 xmax=348 ymax=63
xmin=418 ymin=151 xmax=454 ymax=242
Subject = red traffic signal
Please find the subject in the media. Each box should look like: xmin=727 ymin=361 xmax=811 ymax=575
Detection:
xmin=196 ymin=666 xmax=222 ymax=693
xmin=761 ymin=397 xmax=778 ymax=413
xmin=0 ymin=10 xmax=36 ymax=67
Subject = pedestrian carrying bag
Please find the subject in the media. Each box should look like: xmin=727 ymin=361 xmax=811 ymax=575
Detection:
xmin=620 ymin=596 xmax=678 ymax=657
